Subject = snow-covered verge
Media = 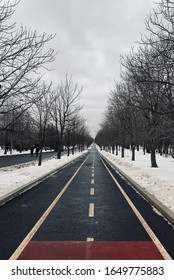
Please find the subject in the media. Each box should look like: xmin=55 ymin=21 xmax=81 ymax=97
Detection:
xmin=1 ymin=144 xmax=174 ymax=220
xmin=0 ymin=151 xmax=88 ymax=200
xmin=97 ymin=147 xmax=174 ymax=214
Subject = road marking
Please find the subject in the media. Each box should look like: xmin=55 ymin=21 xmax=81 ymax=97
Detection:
xmin=90 ymin=188 xmax=94 ymax=196
xmin=100 ymin=156 xmax=172 ymax=260
xmin=86 ymin=237 xmax=94 ymax=241
xmin=91 ymin=179 xmax=94 ymax=184
xmin=92 ymin=173 xmax=94 ymax=177
xmin=9 ymin=153 xmax=90 ymax=260
xmin=89 ymin=203 xmax=94 ymax=217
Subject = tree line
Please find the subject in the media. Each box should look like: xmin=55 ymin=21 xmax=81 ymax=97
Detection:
xmin=0 ymin=0 xmax=93 ymax=165
xmin=95 ymin=0 xmax=174 ymax=167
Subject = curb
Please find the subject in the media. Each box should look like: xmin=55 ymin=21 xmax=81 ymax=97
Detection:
xmin=0 ymin=152 xmax=88 ymax=206
xmin=98 ymin=151 xmax=174 ymax=226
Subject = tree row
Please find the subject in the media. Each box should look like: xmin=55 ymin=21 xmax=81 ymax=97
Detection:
xmin=95 ymin=0 xmax=174 ymax=167
xmin=0 ymin=0 xmax=93 ymax=165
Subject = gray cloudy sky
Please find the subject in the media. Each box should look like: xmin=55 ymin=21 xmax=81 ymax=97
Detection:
xmin=13 ymin=0 xmax=155 ymax=137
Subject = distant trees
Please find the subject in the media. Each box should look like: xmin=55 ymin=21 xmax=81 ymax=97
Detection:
xmin=64 ymin=113 xmax=81 ymax=156
xmin=0 ymin=73 xmax=92 ymax=164
xmin=51 ymin=74 xmax=83 ymax=159
xmin=0 ymin=72 xmax=92 ymax=164
xmin=96 ymin=0 xmax=174 ymax=167
xmin=0 ymin=0 xmax=93 ymax=163
xmin=0 ymin=106 xmax=33 ymax=154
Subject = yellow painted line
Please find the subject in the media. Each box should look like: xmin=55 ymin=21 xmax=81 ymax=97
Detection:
xmin=90 ymin=188 xmax=94 ymax=196
xmin=87 ymin=237 xmax=94 ymax=241
xmin=9 ymin=154 xmax=90 ymax=260
xmin=101 ymin=157 xmax=172 ymax=260
xmin=89 ymin=203 xmax=94 ymax=217
xmin=91 ymin=178 xmax=94 ymax=184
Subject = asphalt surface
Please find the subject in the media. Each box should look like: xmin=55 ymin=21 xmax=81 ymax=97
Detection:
xmin=0 ymin=151 xmax=57 ymax=168
xmin=0 ymin=149 xmax=74 ymax=168
xmin=0 ymin=146 xmax=174 ymax=260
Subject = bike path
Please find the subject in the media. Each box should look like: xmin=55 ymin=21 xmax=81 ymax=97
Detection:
xmin=15 ymin=147 xmax=171 ymax=260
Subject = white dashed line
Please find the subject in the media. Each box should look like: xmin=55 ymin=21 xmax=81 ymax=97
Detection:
xmin=90 ymin=188 xmax=94 ymax=196
xmin=91 ymin=179 xmax=94 ymax=184
xmin=89 ymin=203 xmax=94 ymax=217
xmin=87 ymin=237 xmax=94 ymax=241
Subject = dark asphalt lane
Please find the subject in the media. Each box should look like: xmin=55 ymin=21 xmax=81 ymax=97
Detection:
xmin=100 ymin=155 xmax=174 ymax=259
xmin=19 ymin=146 xmax=174 ymax=259
xmin=0 ymin=151 xmax=57 ymax=168
xmin=32 ymin=149 xmax=150 ymax=242
xmin=0 ymin=152 xmax=89 ymax=260
xmin=0 ymin=145 xmax=174 ymax=260
xmin=0 ymin=149 xmax=75 ymax=168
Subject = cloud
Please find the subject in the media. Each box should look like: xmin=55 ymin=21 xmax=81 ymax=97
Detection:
xmin=13 ymin=0 xmax=155 ymax=137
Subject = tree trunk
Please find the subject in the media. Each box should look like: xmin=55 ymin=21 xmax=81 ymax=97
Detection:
xmin=19 ymin=144 xmax=22 ymax=153
xmin=57 ymin=146 xmax=61 ymax=159
xmin=146 ymin=144 xmax=151 ymax=153
xmin=121 ymin=139 xmax=125 ymax=158
xmin=151 ymin=144 xmax=158 ymax=167
xmin=116 ymin=145 xmax=118 ymax=155
xmin=57 ymin=133 xmax=63 ymax=159
xmin=131 ymin=144 xmax=135 ymax=161
xmin=72 ymin=145 xmax=75 ymax=155
xmin=10 ymin=136 xmax=13 ymax=155
xmin=67 ymin=146 xmax=70 ymax=156
xmin=112 ymin=145 xmax=115 ymax=154
xmin=38 ymin=148 xmax=43 ymax=166
xmin=4 ymin=131 xmax=8 ymax=154
xmin=121 ymin=145 xmax=124 ymax=158
xmin=165 ymin=145 xmax=168 ymax=157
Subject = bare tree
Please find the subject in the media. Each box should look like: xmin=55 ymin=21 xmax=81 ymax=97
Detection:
xmin=0 ymin=0 xmax=57 ymax=131
xmin=64 ymin=113 xmax=82 ymax=156
xmin=96 ymin=0 xmax=174 ymax=167
xmin=51 ymin=74 xmax=83 ymax=159
xmin=120 ymin=44 xmax=171 ymax=167
xmin=31 ymin=82 xmax=52 ymax=166
xmin=109 ymin=82 xmax=143 ymax=160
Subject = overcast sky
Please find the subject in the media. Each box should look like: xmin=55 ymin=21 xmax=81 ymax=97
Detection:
xmin=13 ymin=0 xmax=156 ymax=137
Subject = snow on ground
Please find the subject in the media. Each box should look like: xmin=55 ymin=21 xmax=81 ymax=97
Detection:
xmin=0 ymin=150 xmax=87 ymax=198
xmin=0 ymin=148 xmax=53 ymax=156
xmin=0 ymin=149 xmax=30 ymax=156
xmin=98 ymin=147 xmax=174 ymax=213
xmin=0 ymin=145 xmax=174 ymax=215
